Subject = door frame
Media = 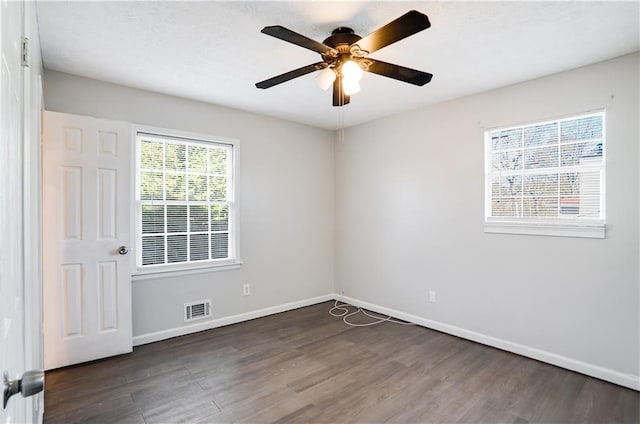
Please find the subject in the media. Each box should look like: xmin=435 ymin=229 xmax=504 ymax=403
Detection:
xmin=23 ymin=0 xmax=44 ymax=421
xmin=1 ymin=0 xmax=43 ymax=422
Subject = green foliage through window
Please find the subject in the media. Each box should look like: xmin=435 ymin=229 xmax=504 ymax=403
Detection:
xmin=137 ymin=132 xmax=234 ymax=267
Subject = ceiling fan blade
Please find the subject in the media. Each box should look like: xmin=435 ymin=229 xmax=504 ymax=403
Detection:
xmin=261 ymin=26 xmax=336 ymax=55
xmin=256 ymin=62 xmax=326 ymax=89
xmin=353 ymin=10 xmax=430 ymax=55
xmin=364 ymin=59 xmax=432 ymax=86
xmin=332 ymin=75 xmax=350 ymax=106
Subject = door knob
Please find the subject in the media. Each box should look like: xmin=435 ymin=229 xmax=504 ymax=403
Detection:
xmin=3 ymin=370 xmax=44 ymax=409
xmin=118 ymin=246 xmax=129 ymax=255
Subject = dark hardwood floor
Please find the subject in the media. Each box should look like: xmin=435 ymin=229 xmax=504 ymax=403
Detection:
xmin=44 ymin=301 xmax=639 ymax=423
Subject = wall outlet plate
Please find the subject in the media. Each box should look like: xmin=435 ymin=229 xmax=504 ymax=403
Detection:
xmin=429 ymin=290 xmax=436 ymax=303
xmin=243 ymin=284 xmax=250 ymax=296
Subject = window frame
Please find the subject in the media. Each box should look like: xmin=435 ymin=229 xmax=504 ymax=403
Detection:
xmin=132 ymin=125 xmax=241 ymax=278
xmin=483 ymin=111 xmax=606 ymax=239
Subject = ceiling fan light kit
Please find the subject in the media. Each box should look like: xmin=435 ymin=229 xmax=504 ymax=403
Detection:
xmin=341 ymin=60 xmax=363 ymax=95
xmin=256 ymin=10 xmax=433 ymax=107
xmin=315 ymin=67 xmax=336 ymax=91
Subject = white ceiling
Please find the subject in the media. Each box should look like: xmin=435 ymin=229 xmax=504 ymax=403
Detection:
xmin=36 ymin=1 xmax=639 ymax=130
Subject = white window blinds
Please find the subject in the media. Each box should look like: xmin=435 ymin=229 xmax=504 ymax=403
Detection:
xmin=485 ymin=112 xmax=605 ymax=232
xmin=136 ymin=132 xmax=235 ymax=268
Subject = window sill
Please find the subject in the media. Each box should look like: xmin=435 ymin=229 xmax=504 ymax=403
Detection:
xmin=132 ymin=261 xmax=243 ymax=281
xmin=484 ymin=220 xmax=605 ymax=239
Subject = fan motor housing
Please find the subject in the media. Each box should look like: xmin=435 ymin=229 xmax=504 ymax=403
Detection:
xmin=323 ymin=27 xmax=362 ymax=48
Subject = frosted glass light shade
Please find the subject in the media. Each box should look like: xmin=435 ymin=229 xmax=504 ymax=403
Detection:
xmin=341 ymin=60 xmax=363 ymax=95
xmin=343 ymin=79 xmax=361 ymax=95
xmin=341 ymin=61 xmax=363 ymax=81
xmin=315 ymin=67 xmax=336 ymax=91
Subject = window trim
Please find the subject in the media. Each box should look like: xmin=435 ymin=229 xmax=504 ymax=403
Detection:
xmin=484 ymin=219 xmax=605 ymax=239
xmin=483 ymin=110 xmax=606 ymax=239
xmin=131 ymin=125 xmax=241 ymax=276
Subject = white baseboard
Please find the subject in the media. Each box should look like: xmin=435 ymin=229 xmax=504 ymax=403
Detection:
xmin=133 ymin=292 xmax=638 ymax=391
xmin=132 ymin=294 xmax=334 ymax=347
xmin=335 ymin=294 xmax=639 ymax=391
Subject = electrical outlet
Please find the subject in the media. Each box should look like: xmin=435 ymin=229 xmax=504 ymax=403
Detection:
xmin=429 ymin=290 xmax=436 ymax=303
xmin=243 ymin=284 xmax=250 ymax=296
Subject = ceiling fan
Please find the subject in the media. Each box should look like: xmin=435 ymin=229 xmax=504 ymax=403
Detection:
xmin=255 ymin=10 xmax=433 ymax=107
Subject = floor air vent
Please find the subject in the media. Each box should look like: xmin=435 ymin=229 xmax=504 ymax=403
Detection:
xmin=184 ymin=299 xmax=212 ymax=322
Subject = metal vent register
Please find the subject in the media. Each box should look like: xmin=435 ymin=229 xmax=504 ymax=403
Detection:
xmin=184 ymin=299 xmax=212 ymax=322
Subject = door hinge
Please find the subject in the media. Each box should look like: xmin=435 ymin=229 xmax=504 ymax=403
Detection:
xmin=21 ymin=37 xmax=29 ymax=67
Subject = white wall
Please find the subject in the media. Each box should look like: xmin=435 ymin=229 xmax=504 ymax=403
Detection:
xmin=44 ymin=53 xmax=639 ymax=389
xmin=43 ymin=70 xmax=335 ymax=339
xmin=335 ymin=53 xmax=639 ymax=385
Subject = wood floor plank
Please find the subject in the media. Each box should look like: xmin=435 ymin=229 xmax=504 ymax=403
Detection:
xmin=269 ymin=403 xmax=320 ymax=424
xmin=44 ymin=374 xmax=129 ymax=419
xmin=45 ymin=357 xmax=127 ymax=388
xmin=44 ymin=301 xmax=640 ymax=424
xmin=303 ymin=362 xmax=415 ymax=423
xmin=140 ymin=390 xmax=221 ymax=424
xmin=456 ymin=398 xmax=529 ymax=424
xmin=349 ymin=368 xmax=447 ymax=423
xmin=43 ymin=394 xmax=135 ymax=424
xmin=48 ymin=399 xmax=144 ymax=424
xmin=224 ymin=391 xmax=315 ymax=424
xmin=130 ymin=375 xmax=210 ymax=412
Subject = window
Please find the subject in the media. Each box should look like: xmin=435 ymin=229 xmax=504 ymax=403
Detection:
xmin=135 ymin=130 xmax=238 ymax=272
xmin=484 ymin=111 xmax=605 ymax=238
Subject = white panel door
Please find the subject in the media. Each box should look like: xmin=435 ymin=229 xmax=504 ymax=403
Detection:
xmin=43 ymin=111 xmax=133 ymax=370
xmin=0 ymin=0 xmax=27 ymax=422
